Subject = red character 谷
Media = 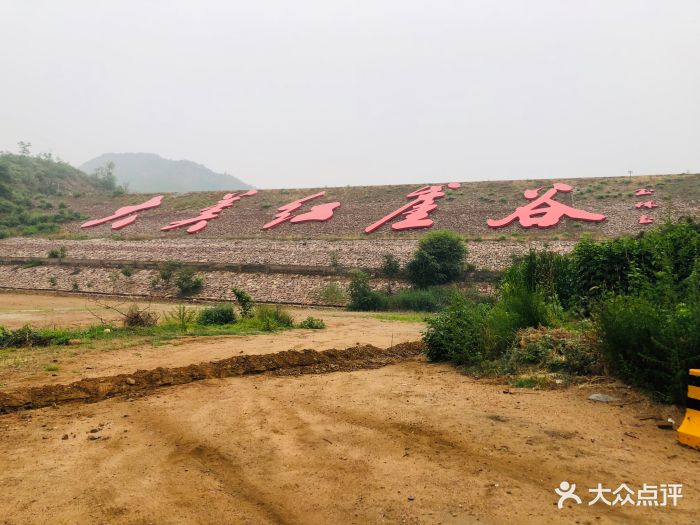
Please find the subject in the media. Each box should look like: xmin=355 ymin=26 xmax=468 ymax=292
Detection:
xmin=161 ymin=190 xmax=257 ymax=234
xmin=635 ymin=188 xmax=655 ymax=197
xmin=81 ymin=195 xmax=164 ymax=231
xmin=262 ymin=191 xmax=340 ymax=230
xmin=365 ymin=183 xmax=461 ymax=233
xmin=639 ymin=215 xmax=655 ymax=225
xmin=487 ymin=183 xmax=606 ymax=229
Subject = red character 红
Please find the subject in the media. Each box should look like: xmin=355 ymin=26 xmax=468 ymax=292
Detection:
xmin=487 ymin=183 xmax=606 ymax=229
xmin=365 ymin=183 xmax=461 ymax=233
xmin=161 ymin=190 xmax=257 ymax=234
xmin=81 ymin=195 xmax=164 ymax=230
xmin=262 ymin=192 xmax=340 ymax=230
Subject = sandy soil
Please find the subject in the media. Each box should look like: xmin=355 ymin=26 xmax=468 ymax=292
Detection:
xmin=0 ymin=293 xmax=424 ymax=390
xmin=1 ymin=292 xmax=698 ymax=524
xmin=1 ymin=360 xmax=697 ymax=525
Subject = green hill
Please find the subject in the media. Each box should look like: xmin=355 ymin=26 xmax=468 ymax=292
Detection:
xmin=0 ymin=153 xmax=108 ymax=237
xmin=80 ymin=153 xmax=252 ymax=193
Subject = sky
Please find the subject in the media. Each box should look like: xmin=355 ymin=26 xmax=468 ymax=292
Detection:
xmin=1 ymin=1 xmax=699 ymax=189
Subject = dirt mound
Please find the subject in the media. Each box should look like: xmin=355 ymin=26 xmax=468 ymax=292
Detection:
xmin=0 ymin=342 xmax=424 ymax=413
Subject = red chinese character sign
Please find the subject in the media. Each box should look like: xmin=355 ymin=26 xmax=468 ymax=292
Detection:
xmin=635 ymin=201 xmax=659 ymax=210
xmin=161 ymin=190 xmax=257 ymax=234
xmin=262 ymin=192 xmax=340 ymax=230
xmin=487 ymin=183 xmax=606 ymax=229
xmin=365 ymin=183 xmax=461 ymax=233
xmin=81 ymin=195 xmax=164 ymax=231
xmin=633 ymin=188 xmax=658 ymax=226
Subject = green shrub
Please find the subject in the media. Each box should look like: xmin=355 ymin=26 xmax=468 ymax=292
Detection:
xmin=380 ymin=254 xmax=402 ymax=278
xmin=297 ymin=316 xmax=326 ymax=329
xmin=423 ymin=294 xmax=492 ymax=364
xmin=173 ymin=267 xmax=204 ymax=296
xmin=120 ymin=265 xmax=135 ymax=277
xmin=596 ymin=294 xmax=700 ymax=403
xmin=0 ymin=324 xmax=52 ymax=348
xmin=347 ymin=270 xmax=387 ymax=311
xmin=406 ymin=230 xmax=466 ymax=288
xmin=504 ymin=327 xmax=602 ymax=376
xmin=231 ymin=287 xmax=253 ymax=318
xmin=21 ymin=259 xmax=43 ymax=269
xmin=384 ymin=286 xmax=453 ymax=312
xmin=47 ymin=246 xmax=67 ymax=259
xmin=163 ymin=305 xmax=198 ymax=330
xmin=197 ymin=303 xmax=237 ymax=325
xmin=158 ymin=261 xmax=182 ymax=282
xmin=254 ymin=305 xmax=294 ymax=331
xmin=319 ymin=283 xmax=347 ymax=304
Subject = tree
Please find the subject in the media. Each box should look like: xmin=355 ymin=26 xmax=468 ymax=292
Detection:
xmin=17 ymin=142 xmax=31 ymax=156
xmin=91 ymin=161 xmax=118 ymax=191
xmin=406 ymin=230 xmax=467 ymax=288
xmin=0 ymin=163 xmax=11 ymax=199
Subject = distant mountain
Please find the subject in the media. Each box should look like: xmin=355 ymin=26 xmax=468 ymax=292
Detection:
xmin=80 ymin=153 xmax=252 ymax=193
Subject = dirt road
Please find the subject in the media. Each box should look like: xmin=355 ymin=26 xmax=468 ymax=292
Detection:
xmin=1 ymin=360 xmax=697 ymax=524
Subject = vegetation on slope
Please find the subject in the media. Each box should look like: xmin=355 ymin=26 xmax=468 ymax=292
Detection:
xmin=423 ymin=218 xmax=700 ymax=404
xmin=0 ymin=151 xmax=118 ymax=237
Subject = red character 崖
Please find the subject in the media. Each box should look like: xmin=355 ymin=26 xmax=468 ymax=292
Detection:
xmin=365 ymin=183 xmax=461 ymax=233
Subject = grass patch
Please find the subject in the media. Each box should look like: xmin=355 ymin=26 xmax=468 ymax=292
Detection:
xmin=370 ymin=312 xmax=428 ymax=323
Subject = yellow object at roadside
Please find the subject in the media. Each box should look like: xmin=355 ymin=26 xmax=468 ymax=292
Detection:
xmin=678 ymin=369 xmax=700 ymax=450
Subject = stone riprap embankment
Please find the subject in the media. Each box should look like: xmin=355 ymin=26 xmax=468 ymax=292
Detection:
xmin=0 ymin=238 xmax=576 ymax=272
xmin=0 ymin=264 xmax=370 ymax=306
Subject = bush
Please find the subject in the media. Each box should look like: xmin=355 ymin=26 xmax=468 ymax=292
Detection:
xmin=406 ymin=230 xmax=466 ymax=288
xmin=596 ymin=294 xmax=700 ymax=403
xmin=380 ymin=254 xmax=402 ymax=278
xmin=47 ymin=246 xmax=67 ymax=259
xmin=254 ymin=305 xmax=294 ymax=331
xmin=0 ymin=324 xmax=52 ymax=348
xmin=164 ymin=305 xmax=198 ymax=330
xmin=21 ymin=259 xmax=43 ymax=269
xmin=158 ymin=261 xmax=182 ymax=282
xmin=505 ymin=327 xmax=602 ymax=376
xmin=120 ymin=265 xmax=135 ymax=277
xmin=319 ymin=283 xmax=347 ymax=304
xmin=231 ymin=287 xmax=253 ymax=318
xmin=297 ymin=316 xmax=326 ymax=329
xmin=173 ymin=267 xmax=204 ymax=296
xmin=347 ymin=270 xmax=387 ymax=311
xmin=384 ymin=286 xmax=453 ymax=312
xmin=423 ymin=294 xmax=492 ymax=364
xmin=123 ymin=304 xmax=159 ymax=327
xmin=197 ymin=303 xmax=237 ymax=325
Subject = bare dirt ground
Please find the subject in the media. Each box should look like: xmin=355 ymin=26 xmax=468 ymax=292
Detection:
xmin=0 ymin=293 xmax=423 ymax=390
xmin=1 ymin=293 xmax=699 ymax=524
xmin=1 ymin=360 xmax=698 ymax=525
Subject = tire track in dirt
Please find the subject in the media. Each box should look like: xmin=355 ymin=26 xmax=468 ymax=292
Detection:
xmin=0 ymin=342 xmax=423 ymax=413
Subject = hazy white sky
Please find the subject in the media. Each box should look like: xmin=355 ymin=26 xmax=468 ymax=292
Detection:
xmin=1 ymin=1 xmax=698 ymax=188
